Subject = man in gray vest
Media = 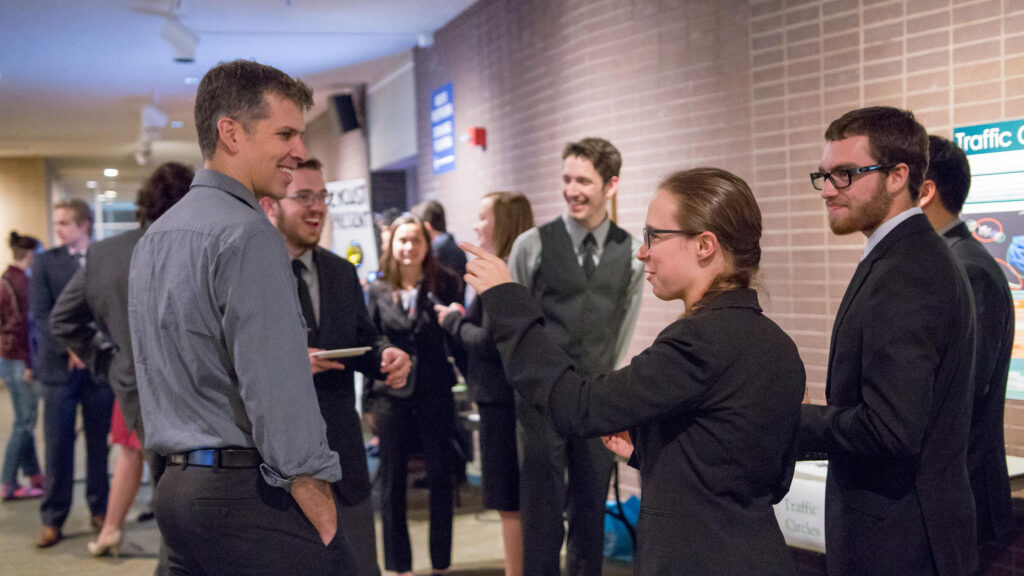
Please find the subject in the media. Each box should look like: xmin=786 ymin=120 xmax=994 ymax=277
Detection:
xmin=508 ymin=137 xmax=644 ymax=576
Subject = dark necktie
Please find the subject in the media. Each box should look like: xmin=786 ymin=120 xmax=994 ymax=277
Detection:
xmin=72 ymin=252 xmax=85 ymax=268
xmin=291 ymin=259 xmax=319 ymax=347
xmin=582 ymin=233 xmax=597 ymax=279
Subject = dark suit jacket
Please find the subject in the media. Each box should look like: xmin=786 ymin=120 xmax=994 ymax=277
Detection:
xmin=945 ymin=221 xmax=1015 ymax=542
xmin=30 ymin=245 xmax=84 ymax=384
xmin=431 ymin=233 xmax=466 ymax=279
xmin=309 ymin=247 xmax=387 ymax=505
xmin=800 ymin=214 xmax=977 ymax=576
xmin=51 ymin=228 xmax=143 ymax=430
xmin=482 ymin=284 xmax=804 ymax=576
xmin=367 ymin=268 xmax=461 ymax=397
xmin=441 ymin=298 xmax=511 ymax=405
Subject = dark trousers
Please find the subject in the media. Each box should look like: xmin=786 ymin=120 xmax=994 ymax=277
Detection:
xmin=340 ymin=494 xmax=380 ymax=576
xmin=375 ymin=389 xmax=455 ymax=573
xmin=156 ymin=463 xmax=356 ymax=576
xmin=39 ymin=369 xmax=113 ymax=527
xmin=516 ymin=395 xmax=615 ymax=576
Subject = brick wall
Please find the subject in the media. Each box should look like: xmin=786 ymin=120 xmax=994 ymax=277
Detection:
xmin=0 ymin=158 xmax=49 ymax=270
xmin=413 ymin=0 xmax=1024 ymax=500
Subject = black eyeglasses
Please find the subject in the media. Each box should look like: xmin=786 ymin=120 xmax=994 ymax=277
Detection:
xmin=809 ymin=164 xmax=893 ymax=190
xmin=283 ymin=190 xmax=332 ymax=206
xmin=642 ymin=226 xmax=694 ymax=249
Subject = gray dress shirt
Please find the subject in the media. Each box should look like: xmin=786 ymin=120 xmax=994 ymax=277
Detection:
xmin=128 ymin=169 xmax=341 ymax=489
xmin=508 ymin=214 xmax=645 ymax=366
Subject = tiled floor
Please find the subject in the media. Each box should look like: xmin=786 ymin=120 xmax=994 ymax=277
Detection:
xmin=0 ymin=381 xmax=635 ymax=575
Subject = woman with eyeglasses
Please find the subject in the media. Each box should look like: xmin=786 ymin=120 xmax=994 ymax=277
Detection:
xmin=368 ymin=214 xmax=461 ymax=576
xmin=460 ymin=168 xmax=805 ymax=575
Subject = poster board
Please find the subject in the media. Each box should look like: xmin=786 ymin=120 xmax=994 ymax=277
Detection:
xmin=956 ymin=119 xmax=1024 ymax=400
xmin=326 ymin=177 xmax=379 ymax=280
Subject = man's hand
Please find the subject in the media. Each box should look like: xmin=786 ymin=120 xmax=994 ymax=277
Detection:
xmin=67 ymin=349 xmax=86 ymax=371
xmin=290 ymin=476 xmax=337 ymax=546
xmin=307 ymin=348 xmax=346 ymax=375
xmin=24 ymin=367 xmax=32 ymax=382
xmin=601 ymin=431 xmax=634 ymax=459
xmin=433 ymin=302 xmax=464 ymax=325
xmin=460 ymin=242 xmax=513 ymax=295
xmin=380 ymin=347 xmax=411 ymax=389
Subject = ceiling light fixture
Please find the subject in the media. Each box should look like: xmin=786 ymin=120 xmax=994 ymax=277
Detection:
xmin=103 ymin=168 xmax=119 ymax=178
xmin=161 ymin=16 xmax=198 ymax=63
xmin=103 ymin=190 xmax=118 ymax=199
xmin=85 ymin=180 xmax=98 ymax=189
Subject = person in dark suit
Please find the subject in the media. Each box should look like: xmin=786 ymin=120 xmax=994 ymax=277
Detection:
xmin=411 ymin=200 xmax=467 ymax=293
xmin=801 ymin=107 xmax=977 ymax=575
xmin=919 ymin=135 xmax=1015 ymax=546
xmin=460 ymin=168 xmax=806 ymax=576
xmin=435 ymin=191 xmax=534 ymax=576
xmin=30 ymin=198 xmax=113 ymax=548
xmin=368 ymin=214 xmax=461 ymax=576
xmin=259 ymin=157 xmax=411 ymax=576
xmin=50 ymin=162 xmax=193 ymax=558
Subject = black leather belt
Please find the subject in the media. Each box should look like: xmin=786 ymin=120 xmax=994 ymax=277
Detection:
xmin=169 ymin=448 xmax=261 ymax=469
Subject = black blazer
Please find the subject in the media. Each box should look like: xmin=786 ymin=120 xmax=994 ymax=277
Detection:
xmin=441 ymin=297 xmax=512 ymax=405
xmin=800 ymin=214 xmax=977 ymax=576
xmin=945 ymin=221 xmax=1015 ymax=542
xmin=309 ymin=247 xmax=387 ymax=505
xmin=30 ymin=245 xmax=84 ymax=384
xmin=51 ymin=228 xmax=143 ymax=428
xmin=481 ymin=284 xmax=804 ymax=576
xmin=367 ymin=268 xmax=461 ymax=397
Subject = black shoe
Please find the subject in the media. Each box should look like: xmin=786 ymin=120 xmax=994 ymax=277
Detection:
xmin=137 ymin=509 xmax=156 ymax=522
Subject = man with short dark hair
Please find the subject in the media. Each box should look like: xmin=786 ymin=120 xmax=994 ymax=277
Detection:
xmin=51 ymin=161 xmax=193 ymax=560
xmin=506 ymin=137 xmax=644 ymax=576
xmin=31 ymin=198 xmax=113 ymax=548
xmin=260 ymin=157 xmax=411 ymax=576
xmin=919 ymin=135 xmax=1015 ymax=545
xmin=800 ymin=107 xmax=977 ymax=575
xmin=411 ymin=199 xmax=467 ymax=281
xmin=129 ymin=60 xmax=355 ymax=574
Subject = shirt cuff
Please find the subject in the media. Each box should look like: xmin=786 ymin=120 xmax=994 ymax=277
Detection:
xmin=258 ymin=447 xmax=342 ymax=489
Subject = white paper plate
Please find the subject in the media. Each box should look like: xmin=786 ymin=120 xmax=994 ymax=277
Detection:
xmin=310 ymin=346 xmax=372 ymax=359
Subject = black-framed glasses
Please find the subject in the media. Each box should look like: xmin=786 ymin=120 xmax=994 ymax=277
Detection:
xmin=642 ymin=226 xmax=694 ymax=249
xmin=283 ymin=190 xmax=332 ymax=206
xmin=809 ymin=164 xmax=893 ymax=190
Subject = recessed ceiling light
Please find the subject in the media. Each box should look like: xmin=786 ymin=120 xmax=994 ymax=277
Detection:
xmin=85 ymin=180 xmax=98 ymax=189
xmin=170 ymin=120 xmax=184 ymax=128
xmin=103 ymin=168 xmax=119 ymax=177
xmin=103 ymin=190 xmax=118 ymax=199
xmin=185 ymin=77 xmax=199 ymax=85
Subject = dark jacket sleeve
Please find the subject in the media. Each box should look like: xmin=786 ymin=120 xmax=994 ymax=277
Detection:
xmin=480 ymin=282 xmax=719 ymax=438
xmin=49 ymin=267 xmax=96 ymax=361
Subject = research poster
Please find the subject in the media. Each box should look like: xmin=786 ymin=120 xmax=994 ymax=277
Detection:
xmin=956 ymin=118 xmax=1024 ymax=400
xmin=327 ymin=177 xmax=379 ymax=280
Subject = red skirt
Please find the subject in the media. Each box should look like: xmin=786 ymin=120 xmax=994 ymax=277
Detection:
xmin=110 ymin=399 xmax=141 ymax=450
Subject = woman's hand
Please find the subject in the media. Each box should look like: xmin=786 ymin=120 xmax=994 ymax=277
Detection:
xmin=601 ymin=431 xmax=634 ymax=459
xmin=460 ymin=242 xmax=513 ymax=294
xmin=433 ymin=302 xmax=464 ymax=325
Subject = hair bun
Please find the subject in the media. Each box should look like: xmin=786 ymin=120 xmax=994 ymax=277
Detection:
xmin=8 ymin=231 xmax=19 ymax=247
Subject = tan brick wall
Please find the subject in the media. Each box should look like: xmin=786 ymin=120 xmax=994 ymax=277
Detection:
xmin=0 ymin=158 xmax=49 ymax=271
xmin=415 ymin=0 xmax=1024 ymax=497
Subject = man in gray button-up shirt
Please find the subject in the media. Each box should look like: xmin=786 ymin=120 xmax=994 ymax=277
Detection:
xmin=129 ymin=60 xmax=354 ymax=575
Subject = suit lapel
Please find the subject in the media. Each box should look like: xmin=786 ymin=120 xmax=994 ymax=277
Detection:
xmin=826 ymin=214 xmax=933 ymax=398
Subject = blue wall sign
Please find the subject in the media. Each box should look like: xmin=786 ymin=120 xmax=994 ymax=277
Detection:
xmin=431 ymin=83 xmax=455 ymax=175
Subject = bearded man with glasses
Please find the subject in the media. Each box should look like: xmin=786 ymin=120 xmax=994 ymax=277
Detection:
xmin=799 ymin=106 xmax=978 ymax=576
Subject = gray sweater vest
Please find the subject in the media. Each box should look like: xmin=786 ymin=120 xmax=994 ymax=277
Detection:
xmin=531 ymin=219 xmax=633 ymax=376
